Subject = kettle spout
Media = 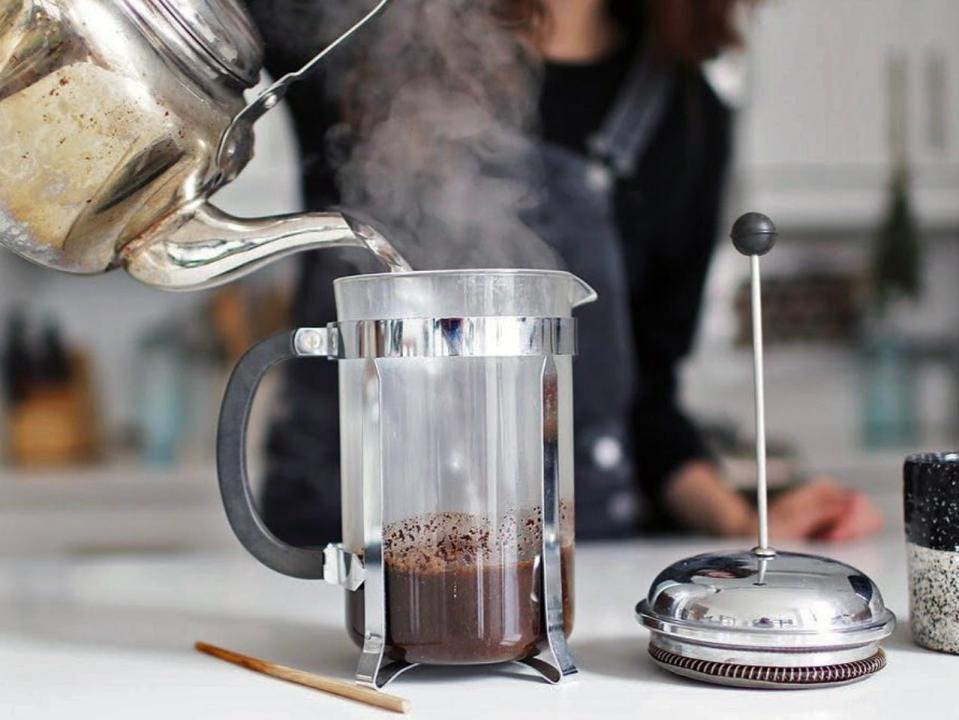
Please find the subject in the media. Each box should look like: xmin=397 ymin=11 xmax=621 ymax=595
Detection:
xmin=122 ymin=202 xmax=409 ymax=290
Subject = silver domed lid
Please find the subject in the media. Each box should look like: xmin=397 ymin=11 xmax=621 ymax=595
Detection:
xmin=637 ymin=549 xmax=895 ymax=650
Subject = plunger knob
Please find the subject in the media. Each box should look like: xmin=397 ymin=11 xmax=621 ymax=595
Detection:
xmin=731 ymin=212 xmax=777 ymax=256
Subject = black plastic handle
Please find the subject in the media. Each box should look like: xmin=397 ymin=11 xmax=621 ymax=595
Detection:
xmin=216 ymin=331 xmax=328 ymax=579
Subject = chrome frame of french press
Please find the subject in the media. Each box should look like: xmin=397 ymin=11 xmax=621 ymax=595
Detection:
xmin=293 ymin=317 xmax=580 ymax=688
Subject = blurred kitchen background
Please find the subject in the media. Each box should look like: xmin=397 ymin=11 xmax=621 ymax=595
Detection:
xmin=1 ymin=0 xmax=956 ymax=554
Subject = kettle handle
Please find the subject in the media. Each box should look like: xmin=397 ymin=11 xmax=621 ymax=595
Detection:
xmin=216 ymin=0 xmax=392 ymax=173
xmin=216 ymin=331 xmax=331 ymax=580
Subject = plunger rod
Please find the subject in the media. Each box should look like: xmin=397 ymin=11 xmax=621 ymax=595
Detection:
xmin=750 ymin=255 xmax=769 ymax=552
xmin=730 ymin=212 xmax=778 ymax=558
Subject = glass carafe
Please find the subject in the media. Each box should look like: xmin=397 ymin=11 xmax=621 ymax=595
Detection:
xmin=216 ymin=269 xmax=595 ymax=686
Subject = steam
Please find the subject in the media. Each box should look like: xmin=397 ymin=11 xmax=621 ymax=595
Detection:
xmin=312 ymin=0 xmax=561 ymax=270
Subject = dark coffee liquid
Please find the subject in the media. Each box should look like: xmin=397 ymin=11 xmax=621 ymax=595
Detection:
xmin=346 ymin=510 xmax=574 ymax=665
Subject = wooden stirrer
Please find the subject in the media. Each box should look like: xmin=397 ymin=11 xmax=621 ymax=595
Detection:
xmin=194 ymin=641 xmax=410 ymax=714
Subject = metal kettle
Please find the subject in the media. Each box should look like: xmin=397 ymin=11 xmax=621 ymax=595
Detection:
xmin=0 ymin=0 xmax=405 ymax=289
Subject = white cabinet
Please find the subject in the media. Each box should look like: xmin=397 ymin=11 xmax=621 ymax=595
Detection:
xmin=914 ymin=0 xmax=959 ymax=166
xmin=911 ymin=0 xmax=959 ymax=223
xmin=737 ymin=0 xmax=959 ymax=229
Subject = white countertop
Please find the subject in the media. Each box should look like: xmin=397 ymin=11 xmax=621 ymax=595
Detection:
xmin=1 ymin=533 xmax=953 ymax=719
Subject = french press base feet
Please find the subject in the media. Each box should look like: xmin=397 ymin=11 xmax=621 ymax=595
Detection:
xmin=354 ymin=595 xmax=578 ymax=688
xmin=358 ymin=656 xmax=576 ymax=689
xmin=358 ymin=657 xmax=419 ymax=689
xmin=519 ymin=647 xmax=579 ymax=685
xmin=354 ymin=558 xmax=578 ymax=689
xmin=355 ymin=609 xmax=578 ymax=688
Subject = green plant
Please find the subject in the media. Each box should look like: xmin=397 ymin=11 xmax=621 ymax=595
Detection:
xmin=871 ymin=166 xmax=921 ymax=312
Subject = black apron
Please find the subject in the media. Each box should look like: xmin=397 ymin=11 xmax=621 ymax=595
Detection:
xmin=528 ymin=48 xmax=673 ymax=539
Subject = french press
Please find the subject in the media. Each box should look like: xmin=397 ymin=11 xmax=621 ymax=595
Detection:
xmin=217 ymin=270 xmax=595 ymax=687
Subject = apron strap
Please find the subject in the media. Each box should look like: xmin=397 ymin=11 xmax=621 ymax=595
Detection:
xmin=588 ymin=43 xmax=674 ymax=180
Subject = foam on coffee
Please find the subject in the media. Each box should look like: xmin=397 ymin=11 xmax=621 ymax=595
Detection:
xmin=382 ymin=504 xmax=572 ymax=571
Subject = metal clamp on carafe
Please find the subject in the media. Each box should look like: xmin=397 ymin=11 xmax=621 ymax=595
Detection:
xmin=0 ymin=0 xmax=408 ymax=289
xmin=216 ymin=270 xmax=596 ymax=688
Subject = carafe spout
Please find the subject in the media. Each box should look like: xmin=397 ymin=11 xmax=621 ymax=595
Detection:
xmin=569 ymin=275 xmax=598 ymax=308
xmin=122 ymin=203 xmax=409 ymax=290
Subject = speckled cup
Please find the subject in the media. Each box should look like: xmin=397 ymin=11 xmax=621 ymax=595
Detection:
xmin=904 ymin=452 xmax=959 ymax=654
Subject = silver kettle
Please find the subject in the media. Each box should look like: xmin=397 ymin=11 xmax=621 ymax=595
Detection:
xmin=0 ymin=0 xmax=407 ymax=289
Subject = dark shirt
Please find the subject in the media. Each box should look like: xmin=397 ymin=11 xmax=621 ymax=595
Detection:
xmin=616 ymin=68 xmax=730 ymax=530
xmin=541 ymin=45 xmax=729 ymax=532
xmin=245 ymin=2 xmax=731 ymax=541
xmin=540 ymin=41 xmax=636 ymax=155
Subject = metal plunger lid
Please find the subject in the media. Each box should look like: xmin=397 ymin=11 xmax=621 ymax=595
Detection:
xmin=635 ymin=213 xmax=895 ymax=689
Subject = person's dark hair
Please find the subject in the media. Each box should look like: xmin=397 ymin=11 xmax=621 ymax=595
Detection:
xmin=494 ymin=0 xmax=749 ymax=56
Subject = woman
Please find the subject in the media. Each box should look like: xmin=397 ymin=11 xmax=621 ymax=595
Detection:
xmin=247 ymin=0 xmax=881 ymax=543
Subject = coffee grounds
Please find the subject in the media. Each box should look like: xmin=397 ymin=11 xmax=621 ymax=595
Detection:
xmin=347 ymin=508 xmax=574 ymax=665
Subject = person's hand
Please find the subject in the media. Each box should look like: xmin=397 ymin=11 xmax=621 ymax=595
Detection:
xmin=664 ymin=462 xmax=884 ymax=542
xmin=766 ymin=479 xmax=883 ymax=542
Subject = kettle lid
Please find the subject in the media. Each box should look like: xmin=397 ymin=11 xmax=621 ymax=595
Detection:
xmin=151 ymin=0 xmax=263 ymax=86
